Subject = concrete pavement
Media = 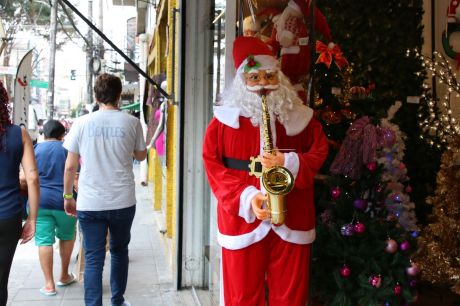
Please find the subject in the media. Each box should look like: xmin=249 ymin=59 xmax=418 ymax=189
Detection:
xmin=6 ymin=165 xmax=215 ymax=306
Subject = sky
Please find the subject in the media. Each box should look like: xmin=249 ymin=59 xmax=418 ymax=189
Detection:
xmin=8 ymin=0 xmax=137 ymax=114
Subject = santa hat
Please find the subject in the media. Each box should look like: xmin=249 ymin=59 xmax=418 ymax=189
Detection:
xmin=233 ymin=36 xmax=279 ymax=74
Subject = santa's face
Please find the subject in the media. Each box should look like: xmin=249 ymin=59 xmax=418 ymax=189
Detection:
xmin=244 ymin=69 xmax=280 ymax=93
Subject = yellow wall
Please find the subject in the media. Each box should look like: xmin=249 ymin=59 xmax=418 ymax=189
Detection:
xmin=165 ymin=0 xmax=178 ymax=240
xmin=146 ymin=0 xmax=179 ymax=242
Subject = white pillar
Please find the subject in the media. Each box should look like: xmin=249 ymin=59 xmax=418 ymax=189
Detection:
xmin=139 ymin=33 xmax=149 ymax=185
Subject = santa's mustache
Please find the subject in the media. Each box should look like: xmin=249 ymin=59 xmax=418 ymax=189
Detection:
xmin=246 ymin=84 xmax=280 ymax=92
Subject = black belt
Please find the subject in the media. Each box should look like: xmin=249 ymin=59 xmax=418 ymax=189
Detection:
xmin=223 ymin=157 xmax=262 ymax=173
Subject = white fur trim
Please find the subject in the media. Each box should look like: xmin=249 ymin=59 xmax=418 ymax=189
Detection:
xmin=284 ymin=104 xmax=313 ymax=136
xmin=214 ymin=104 xmax=313 ymax=136
xmin=218 ymin=222 xmax=271 ymax=250
xmin=271 ymin=224 xmax=316 ymax=244
xmin=239 ymin=186 xmax=259 ymax=223
xmin=214 ymin=106 xmax=241 ymax=129
xmin=217 ymin=221 xmax=316 ymax=250
xmin=288 ymin=0 xmax=302 ymax=13
xmin=280 ymin=46 xmax=300 ymax=55
xmin=236 ymin=55 xmax=279 ymax=75
xmin=284 ymin=152 xmax=300 ymax=180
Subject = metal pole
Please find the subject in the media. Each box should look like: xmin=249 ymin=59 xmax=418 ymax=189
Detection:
xmin=47 ymin=0 xmax=58 ymax=119
xmin=86 ymin=0 xmax=93 ymax=105
xmin=98 ymin=0 xmax=104 ymax=59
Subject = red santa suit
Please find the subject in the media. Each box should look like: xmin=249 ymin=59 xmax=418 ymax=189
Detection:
xmin=268 ymin=0 xmax=332 ymax=102
xmin=202 ymin=37 xmax=329 ymax=306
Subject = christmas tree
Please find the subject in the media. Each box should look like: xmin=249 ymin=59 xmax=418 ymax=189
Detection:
xmin=309 ymin=1 xmax=435 ymax=305
xmin=312 ymin=105 xmax=418 ymax=306
xmin=312 ymin=0 xmax=439 ymax=224
xmin=414 ymin=135 xmax=460 ymax=295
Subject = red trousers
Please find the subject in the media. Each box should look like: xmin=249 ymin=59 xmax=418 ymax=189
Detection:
xmin=221 ymin=230 xmax=311 ymax=306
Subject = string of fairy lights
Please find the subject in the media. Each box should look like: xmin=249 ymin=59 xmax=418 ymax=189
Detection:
xmin=407 ymin=49 xmax=460 ymax=150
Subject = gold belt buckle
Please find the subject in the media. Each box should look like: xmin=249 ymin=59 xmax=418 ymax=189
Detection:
xmin=249 ymin=156 xmax=262 ymax=178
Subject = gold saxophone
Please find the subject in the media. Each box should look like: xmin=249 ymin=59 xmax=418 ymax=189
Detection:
xmin=260 ymin=93 xmax=294 ymax=225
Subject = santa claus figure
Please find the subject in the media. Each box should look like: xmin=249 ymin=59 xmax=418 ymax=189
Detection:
xmin=202 ymin=36 xmax=328 ymax=305
xmin=448 ymin=0 xmax=460 ymax=23
xmin=268 ymin=0 xmax=332 ymax=102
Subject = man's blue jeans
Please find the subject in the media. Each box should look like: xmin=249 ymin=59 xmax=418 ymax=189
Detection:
xmin=78 ymin=205 xmax=136 ymax=306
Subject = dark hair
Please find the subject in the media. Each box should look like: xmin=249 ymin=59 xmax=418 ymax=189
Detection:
xmin=93 ymin=74 xmax=122 ymax=105
xmin=0 ymin=81 xmax=12 ymax=151
xmin=43 ymin=119 xmax=65 ymax=139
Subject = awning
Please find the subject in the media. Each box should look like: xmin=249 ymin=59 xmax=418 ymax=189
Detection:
xmin=120 ymin=102 xmax=140 ymax=111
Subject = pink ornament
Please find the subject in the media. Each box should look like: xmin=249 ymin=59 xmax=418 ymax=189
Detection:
xmin=331 ymin=187 xmax=341 ymax=201
xmin=399 ymin=240 xmax=410 ymax=251
xmin=353 ymin=198 xmax=368 ymax=211
xmin=406 ymin=262 xmax=419 ymax=276
xmin=366 ymin=162 xmax=377 ymax=171
xmin=369 ymin=275 xmax=382 ymax=288
xmin=405 ymin=185 xmax=413 ymax=193
xmin=399 ymin=162 xmax=406 ymax=170
xmin=354 ymin=222 xmax=366 ymax=234
xmin=375 ymin=185 xmax=383 ymax=193
xmin=394 ymin=283 xmax=402 ymax=296
xmin=385 ymin=239 xmax=398 ymax=254
xmin=340 ymin=265 xmax=351 ymax=278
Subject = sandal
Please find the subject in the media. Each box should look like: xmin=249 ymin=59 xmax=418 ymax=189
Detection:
xmin=56 ymin=272 xmax=77 ymax=287
xmin=40 ymin=287 xmax=57 ymax=296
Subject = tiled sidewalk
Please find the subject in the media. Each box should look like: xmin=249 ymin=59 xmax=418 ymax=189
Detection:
xmin=6 ymin=166 xmax=212 ymax=306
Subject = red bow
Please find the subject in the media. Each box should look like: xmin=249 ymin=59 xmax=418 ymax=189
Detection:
xmin=316 ymin=41 xmax=349 ymax=69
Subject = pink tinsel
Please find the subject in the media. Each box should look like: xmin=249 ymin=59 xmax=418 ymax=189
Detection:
xmin=330 ymin=116 xmax=379 ymax=180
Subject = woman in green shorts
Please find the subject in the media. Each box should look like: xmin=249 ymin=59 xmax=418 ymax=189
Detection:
xmin=33 ymin=120 xmax=77 ymax=296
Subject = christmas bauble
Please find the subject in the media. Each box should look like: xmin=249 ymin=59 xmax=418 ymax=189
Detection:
xmin=399 ymin=240 xmax=410 ymax=251
xmin=369 ymin=275 xmax=382 ymax=288
xmin=354 ymin=222 xmax=366 ymax=234
xmin=331 ymin=187 xmax=341 ymax=201
xmin=385 ymin=239 xmax=398 ymax=253
xmin=382 ymin=128 xmax=396 ymax=148
xmin=340 ymin=224 xmax=355 ymax=236
xmin=410 ymin=279 xmax=417 ymax=288
xmin=394 ymin=283 xmax=402 ymax=296
xmin=406 ymin=262 xmax=419 ymax=276
xmin=366 ymin=162 xmax=377 ymax=171
xmin=405 ymin=185 xmax=413 ymax=193
xmin=340 ymin=265 xmax=351 ymax=278
xmin=353 ymin=198 xmax=368 ymax=211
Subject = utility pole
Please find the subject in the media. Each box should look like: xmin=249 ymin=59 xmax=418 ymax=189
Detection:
xmin=97 ymin=0 xmax=104 ymax=59
xmin=47 ymin=0 xmax=58 ymax=119
xmin=86 ymin=0 xmax=93 ymax=106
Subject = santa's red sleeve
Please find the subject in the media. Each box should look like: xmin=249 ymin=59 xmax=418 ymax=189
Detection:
xmin=294 ymin=118 xmax=329 ymax=189
xmin=202 ymin=118 xmax=257 ymax=217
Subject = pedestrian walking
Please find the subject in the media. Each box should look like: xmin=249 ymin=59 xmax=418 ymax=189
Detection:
xmin=33 ymin=119 xmax=77 ymax=296
xmin=0 ymin=80 xmax=39 ymax=305
xmin=62 ymin=74 xmax=147 ymax=306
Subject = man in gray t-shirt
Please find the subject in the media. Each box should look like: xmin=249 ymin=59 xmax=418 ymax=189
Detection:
xmin=63 ymin=74 xmax=146 ymax=306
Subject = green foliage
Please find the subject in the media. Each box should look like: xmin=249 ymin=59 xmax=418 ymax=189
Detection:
xmin=313 ymin=0 xmax=441 ymax=223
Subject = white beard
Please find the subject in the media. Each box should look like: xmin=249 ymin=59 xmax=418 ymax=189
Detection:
xmin=219 ymin=71 xmax=305 ymax=127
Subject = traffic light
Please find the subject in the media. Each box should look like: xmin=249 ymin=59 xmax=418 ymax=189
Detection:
xmin=70 ymin=69 xmax=76 ymax=80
